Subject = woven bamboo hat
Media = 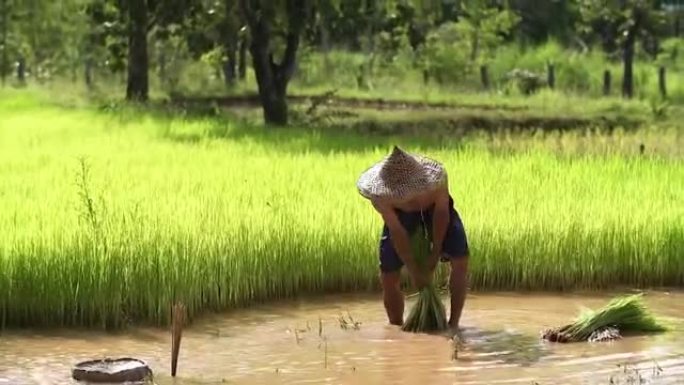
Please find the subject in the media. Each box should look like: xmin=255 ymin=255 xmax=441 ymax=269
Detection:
xmin=356 ymin=146 xmax=447 ymax=200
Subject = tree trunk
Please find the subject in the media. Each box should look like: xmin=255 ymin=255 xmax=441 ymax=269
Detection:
xmin=238 ymin=37 xmax=247 ymax=80
xmin=158 ymin=43 xmax=166 ymax=89
xmin=319 ymin=9 xmax=331 ymax=72
xmin=126 ymin=0 xmax=149 ymax=102
xmin=85 ymin=58 xmax=93 ymax=89
xmin=249 ymin=30 xmax=289 ymax=125
xmin=1 ymin=0 xmax=7 ymax=87
xmin=658 ymin=66 xmax=666 ymax=98
xmin=480 ymin=64 xmax=489 ymax=90
xmin=222 ymin=40 xmax=237 ymax=88
xmin=241 ymin=0 xmax=305 ymax=126
xmin=547 ymin=63 xmax=555 ymax=89
xmin=470 ymin=28 xmax=480 ymax=62
xmin=622 ymin=27 xmax=636 ymax=99
xmin=603 ymin=69 xmax=611 ymax=96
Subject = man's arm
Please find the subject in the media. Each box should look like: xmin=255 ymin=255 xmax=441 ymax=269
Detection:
xmin=371 ymin=199 xmax=420 ymax=277
xmin=430 ymin=185 xmax=450 ymax=263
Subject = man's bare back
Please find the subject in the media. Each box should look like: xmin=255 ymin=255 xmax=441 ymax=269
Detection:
xmin=372 ymin=186 xmax=444 ymax=214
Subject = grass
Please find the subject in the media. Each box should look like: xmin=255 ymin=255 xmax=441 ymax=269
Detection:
xmin=0 ymin=90 xmax=683 ymax=330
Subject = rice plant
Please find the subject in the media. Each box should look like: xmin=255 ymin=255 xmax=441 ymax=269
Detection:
xmin=541 ymin=294 xmax=668 ymax=343
xmin=0 ymin=96 xmax=682 ymax=329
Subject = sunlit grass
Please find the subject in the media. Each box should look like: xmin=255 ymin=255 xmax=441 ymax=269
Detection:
xmin=0 ymin=93 xmax=682 ymax=330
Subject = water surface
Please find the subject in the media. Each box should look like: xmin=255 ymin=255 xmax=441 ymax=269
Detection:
xmin=1 ymin=291 xmax=682 ymax=385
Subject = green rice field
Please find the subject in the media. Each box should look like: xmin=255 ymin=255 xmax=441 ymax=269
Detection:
xmin=1 ymin=91 xmax=683 ymax=330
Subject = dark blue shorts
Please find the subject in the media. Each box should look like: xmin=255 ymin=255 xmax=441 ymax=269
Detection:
xmin=379 ymin=196 xmax=469 ymax=273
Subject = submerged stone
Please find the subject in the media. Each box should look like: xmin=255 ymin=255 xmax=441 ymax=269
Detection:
xmin=72 ymin=357 xmax=153 ymax=383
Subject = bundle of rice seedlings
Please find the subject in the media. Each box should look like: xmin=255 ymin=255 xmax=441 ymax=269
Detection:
xmin=401 ymin=225 xmax=448 ymax=333
xmin=541 ymin=294 xmax=666 ymax=343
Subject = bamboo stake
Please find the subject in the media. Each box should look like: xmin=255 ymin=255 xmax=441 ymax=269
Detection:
xmin=171 ymin=302 xmax=186 ymax=377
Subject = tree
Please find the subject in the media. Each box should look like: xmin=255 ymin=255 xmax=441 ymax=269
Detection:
xmin=1 ymin=0 xmax=8 ymax=86
xmin=219 ymin=0 xmax=242 ymax=87
xmin=238 ymin=0 xmax=312 ymax=125
xmin=126 ymin=0 xmax=148 ymax=101
xmin=456 ymin=0 xmax=521 ymax=63
xmin=0 ymin=0 xmax=90 ymax=86
xmin=180 ymin=0 xmax=245 ymax=88
xmin=89 ymin=0 xmax=204 ymax=101
xmin=509 ymin=0 xmax=581 ymax=45
xmin=579 ymin=0 xmax=668 ymax=98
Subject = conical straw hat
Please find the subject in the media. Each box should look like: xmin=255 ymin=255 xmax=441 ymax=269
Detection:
xmin=356 ymin=146 xmax=447 ymax=200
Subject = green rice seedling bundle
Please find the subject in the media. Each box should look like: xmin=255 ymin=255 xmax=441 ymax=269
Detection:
xmin=541 ymin=294 xmax=667 ymax=343
xmin=401 ymin=285 xmax=448 ymax=333
xmin=401 ymin=226 xmax=448 ymax=333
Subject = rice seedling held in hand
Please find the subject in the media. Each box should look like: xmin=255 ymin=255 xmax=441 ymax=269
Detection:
xmin=401 ymin=227 xmax=448 ymax=333
xmin=541 ymin=294 xmax=667 ymax=343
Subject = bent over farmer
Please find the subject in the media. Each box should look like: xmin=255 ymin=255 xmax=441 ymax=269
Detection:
xmin=356 ymin=146 xmax=469 ymax=329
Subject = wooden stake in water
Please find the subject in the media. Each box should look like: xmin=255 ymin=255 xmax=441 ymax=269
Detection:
xmin=171 ymin=302 xmax=186 ymax=377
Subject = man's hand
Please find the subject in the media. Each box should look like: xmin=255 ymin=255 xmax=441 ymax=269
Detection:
xmin=409 ymin=268 xmax=430 ymax=289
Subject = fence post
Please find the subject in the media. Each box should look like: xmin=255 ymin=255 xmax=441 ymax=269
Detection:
xmin=547 ymin=63 xmax=555 ymax=89
xmin=603 ymin=69 xmax=611 ymax=96
xmin=17 ymin=56 xmax=26 ymax=85
xmin=480 ymin=64 xmax=490 ymax=90
xmin=658 ymin=66 xmax=667 ymax=98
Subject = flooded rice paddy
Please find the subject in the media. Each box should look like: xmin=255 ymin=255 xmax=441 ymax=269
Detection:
xmin=1 ymin=291 xmax=682 ymax=385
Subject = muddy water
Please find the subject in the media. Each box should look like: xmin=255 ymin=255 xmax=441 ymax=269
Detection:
xmin=1 ymin=291 xmax=683 ymax=385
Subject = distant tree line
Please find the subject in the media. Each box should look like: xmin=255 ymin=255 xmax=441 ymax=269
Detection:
xmin=0 ymin=0 xmax=682 ymax=124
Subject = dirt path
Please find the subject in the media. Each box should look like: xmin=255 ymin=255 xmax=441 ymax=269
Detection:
xmin=168 ymin=93 xmax=531 ymax=112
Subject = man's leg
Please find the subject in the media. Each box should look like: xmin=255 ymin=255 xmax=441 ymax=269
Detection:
xmin=425 ymin=196 xmax=470 ymax=329
xmin=379 ymin=231 xmax=406 ymax=326
xmin=381 ymin=270 xmax=403 ymax=325
xmin=449 ymin=256 xmax=468 ymax=328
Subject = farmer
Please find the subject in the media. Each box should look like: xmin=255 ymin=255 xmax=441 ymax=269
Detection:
xmin=356 ymin=146 xmax=469 ymax=329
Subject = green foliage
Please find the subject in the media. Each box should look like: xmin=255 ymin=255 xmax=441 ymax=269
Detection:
xmin=417 ymin=22 xmax=471 ymax=84
xmin=85 ymin=0 xmax=206 ymax=75
xmin=656 ymin=37 xmax=684 ymax=69
xmin=0 ymin=0 xmax=91 ymax=82
xmin=577 ymin=0 xmax=669 ymax=51
xmin=456 ymin=0 xmax=521 ymax=63
xmin=414 ymin=1 xmax=520 ymax=85
xmin=508 ymin=0 xmax=582 ymax=44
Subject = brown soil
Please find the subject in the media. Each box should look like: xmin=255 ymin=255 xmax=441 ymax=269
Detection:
xmin=167 ymin=93 xmax=531 ymax=112
xmin=166 ymin=93 xmax=643 ymax=134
